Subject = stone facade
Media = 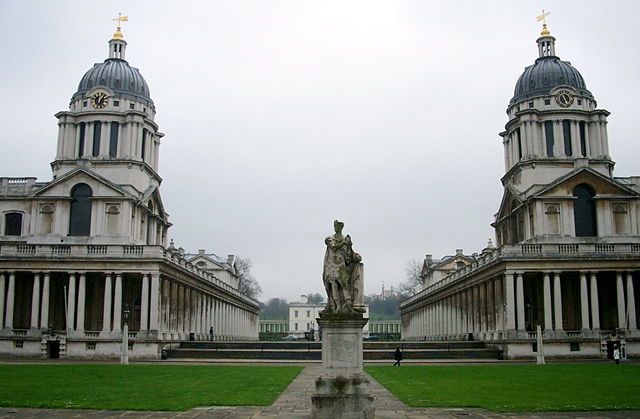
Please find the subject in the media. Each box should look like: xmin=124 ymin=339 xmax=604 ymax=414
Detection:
xmin=400 ymin=25 xmax=640 ymax=359
xmin=0 ymin=30 xmax=259 ymax=359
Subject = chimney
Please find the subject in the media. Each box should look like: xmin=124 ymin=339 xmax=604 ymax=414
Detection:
xmin=456 ymin=249 xmax=463 ymax=256
xmin=198 ymin=249 xmax=205 ymax=255
xmin=227 ymin=254 xmax=235 ymax=264
xmin=425 ymin=254 xmax=432 ymax=263
xmin=300 ymin=294 xmax=308 ymax=304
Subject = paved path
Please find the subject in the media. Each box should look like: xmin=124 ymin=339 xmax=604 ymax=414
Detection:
xmin=0 ymin=366 xmax=638 ymax=418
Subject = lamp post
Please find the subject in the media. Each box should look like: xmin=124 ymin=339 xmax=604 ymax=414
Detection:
xmin=121 ymin=304 xmax=130 ymax=365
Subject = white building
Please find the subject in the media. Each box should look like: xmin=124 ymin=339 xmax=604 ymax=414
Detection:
xmin=289 ymin=295 xmax=369 ymax=338
xmin=0 ymin=27 xmax=259 ymax=359
xmin=401 ymin=23 xmax=640 ymax=359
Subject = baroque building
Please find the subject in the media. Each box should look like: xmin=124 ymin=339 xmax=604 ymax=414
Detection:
xmin=0 ymin=26 xmax=259 ymax=359
xmin=400 ymin=23 xmax=640 ymax=359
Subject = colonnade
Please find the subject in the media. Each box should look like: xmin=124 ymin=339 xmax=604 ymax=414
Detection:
xmin=402 ymin=270 xmax=638 ymax=340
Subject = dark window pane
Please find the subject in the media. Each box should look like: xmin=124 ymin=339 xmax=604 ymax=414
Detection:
xmin=141 ymin=130 xmax=147 ymax=161
xmin=544 ymin=121 xmax=554 ymax=157
xmin=109 ymin=122 xmax=119 ymax=158
xmin=69 ymin=184 xmax=93 ymax=236
xmin=78 ymin=123 xmax=86 ymax=158
xmin=579 ymin=121 xmax=587 ymax=157
xmin=92 ymin=122 xmax=101 ymax=157
xmin=573 ymin=184 xmax=597 ymax=237
xmin=4 ymin=213 xmax=23 ymax=236
xmin=562 ymin=120 xmax=572 ymax=156
xmin=516 ymin=128 xmax=522 ymax=160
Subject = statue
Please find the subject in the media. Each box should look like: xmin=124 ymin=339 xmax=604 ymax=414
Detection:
xmin=322 ymin=220 xmax=364 ymax=314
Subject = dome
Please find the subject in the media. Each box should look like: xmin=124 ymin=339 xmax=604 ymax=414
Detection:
xmin=510 ymin=55 xmax=593 ymax=105
xmin=71 ymin=58 xmax=154 ymax=107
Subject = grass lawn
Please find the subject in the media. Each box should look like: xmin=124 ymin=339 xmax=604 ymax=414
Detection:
xmin=365 ymin=364 xmax=640 ymax=412
xmin=0 ymin=365 xmax=302 ymax=411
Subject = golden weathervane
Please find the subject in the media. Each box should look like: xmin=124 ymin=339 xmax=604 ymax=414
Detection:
xmin=536 ymin=10 xmax=551 ymax=36
xmin=112 ymin=13 xmax=129 ymax=40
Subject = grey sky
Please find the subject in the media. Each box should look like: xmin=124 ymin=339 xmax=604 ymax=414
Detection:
xmin=2 ymin=1 xmax=639 ymax=302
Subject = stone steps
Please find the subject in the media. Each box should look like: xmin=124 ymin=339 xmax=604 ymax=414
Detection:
xmin=165 ymin=340 xmax=500 ymax=361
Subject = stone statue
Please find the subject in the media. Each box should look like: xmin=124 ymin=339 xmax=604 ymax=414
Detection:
xmin=322 ymin=220 xmax=364 ymax=314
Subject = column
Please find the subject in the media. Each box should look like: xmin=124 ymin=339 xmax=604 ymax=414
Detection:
xmin=616 ymin=272 xmax=626 ymax=329
xmin=149 ymin=273 xmax=160 ymax=330
xmin=140 ymin=274 xmax=150 ymax=331
xmin=627 ymin=273 xmax=637 ymax=330
xmin=486 ymin=280 xmax=495 ymax=333
xmin=590 ymin=272 xmax=600 ymax=330
xmin=40 ymin=273 xmax=50 ymax=329
xmin=542 ymin=273 xmax=552 ymax=331
xmin=495 ymin=276 xmax=505 ymax=332
xmin=103 ymin=274 xmax=112 ymax=332
xmin=505 ymin=273 xmax=516 ymax=330
xmin=516 ymin=273 xmax=525 ymax=331
xmin=466 ymin=288 xmax=474 ymax=333
xmin=113 ymin=274 xmax=123 ymax=332
xmin=0 ymin=273 xmax=5 ymax=328
xmin=30 ymin=273 xmax=41 ymax=329
xmin=76 ymin=273 xmax=86 ymax=331
xmin=67 ymin=273 xmax=76 ymax=331
xmin=580 ymin=272 xmax=590 ymax=330
xmin=553 ymin=273 xmax=563 ymax=331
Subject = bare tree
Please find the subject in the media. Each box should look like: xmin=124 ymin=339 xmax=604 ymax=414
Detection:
xmin=398 ymin=259 xmax=423 ymax=297
xmin=235 ymin=257 xmax=262 ymax=299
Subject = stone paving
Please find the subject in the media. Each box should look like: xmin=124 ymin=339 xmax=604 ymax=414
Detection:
xmin=0 ymin=365 xmax=638 ymax=418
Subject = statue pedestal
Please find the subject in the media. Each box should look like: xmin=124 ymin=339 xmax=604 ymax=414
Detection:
xmin=311 ymin=313 xmax=374 ymax=419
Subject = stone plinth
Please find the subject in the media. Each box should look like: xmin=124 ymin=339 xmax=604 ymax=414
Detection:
xmin=311 ymin=313 xmax=374 ymax=419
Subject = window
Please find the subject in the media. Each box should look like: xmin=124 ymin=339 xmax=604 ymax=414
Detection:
xmin=86 ymin=342 xmax=96 ymax=350
xmin=544 ymin=121 xmax=554 ymax=157
xmin=105 ymin=204 xmax=120 ymax=235
xmin=545 ymin=204 xmax=560 ymax=234
xmin=83 ymin=101 xmax=88 ymax=107
xmin=4 ymin=212 xmax=23 ymax=236
xmin=69 ymin=183 xmax=93 ymax=236
xmin=143 ymin=107 xmax=147 ymax=113
xmin=92 ymin=121 xmax=101 ymax=157
xmin=570 ymin=342 xmax=580 ymax=351
xmin=77 ymin=122 xmax=86 ymax=158
xmin=109 ymin=122 xmax=119 ymax=158
xmin=579 ymin=121 xmax=587 ymax=157
xmin=113 ymin=100 xmax=120 ymax=107
xmin=39 ymin=204 xmax=54 ymax=234
xmin=544 ymin=99 xmax=551 ymax=105
xmin=613 ymin=204 xmax=628 ymax=235
xmin=516 ymin=127 xmax=522 ymax=160
xmin=294 ymin=310 xmax=298 ymax=317
xmin=129 ymin=103 xmax=134 ymax=110
xmin=306 ymin=310 xmax=311 ymax=317
xmin=141 ymin=130 xmax=147 ymax=161
xmin=295 ymin=323 xmax=298 ymax=330
xmin=128 ymin=342 xmax=134 ymax=351
xmin=562 ymin=120 xmax=572 ymax=156
xmin=306 ymin=323 xmax=310 ymax=330
xmin=196 ymin=261 xmax=207 ymax=267
xmin=14 ymin=341 xmax=23 ymax=349
xmin=456 ymin=261 xmax=465 ymax=269
xmin=528 ymin=101 xmax=534 ymax=108
xmin=577 ymin=99 xmax=582 ymax=106
xmin=573 ymin=184 xmax=597 ymax=237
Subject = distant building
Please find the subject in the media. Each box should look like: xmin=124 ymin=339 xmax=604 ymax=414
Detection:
xmin=421 ymin=249 xmax=475 ymax=288
xmin=289 ymin=295 xmax=369 ymax=339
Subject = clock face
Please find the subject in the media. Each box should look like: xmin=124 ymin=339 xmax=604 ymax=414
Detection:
xmin=90 ymin=92 xmax=109 ymax=109
xmin=555 ymin=90 xmax=574 ymax=108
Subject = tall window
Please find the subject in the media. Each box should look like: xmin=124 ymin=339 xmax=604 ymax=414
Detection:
xmin=69 ymin=183 xmax=93 ymax=236
xmin=544 ymin=121 xmax=555 ymax=157
xmin=516 ymin=128 xmax=523 ymax=160
xmin=109 ymin=122 xmax=119 ymax=158
xmin=562 ymin=120 xmax=572 ymax=156
xmin=613 ymin=204 xmax=628 ymax=235
xmin=77 ymin=122 xmax=86 ymax=157
xmin=573 ymin=184 xmax=597 ymax=237
xmin=141 ymin=129 xmax=147 ymax=161
xmin=92 ymin=122 xmax=102 ymax=157
xmin=4 ymin=212 xmax=23 ymax=236
xmin=579 ymin=121 xmax=587 ymax=157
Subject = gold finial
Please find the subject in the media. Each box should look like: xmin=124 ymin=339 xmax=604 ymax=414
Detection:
xmin=112 ymin=13 xmax=129 ymax=40
xmin=536 ymin=10 xmax=551 ymax=36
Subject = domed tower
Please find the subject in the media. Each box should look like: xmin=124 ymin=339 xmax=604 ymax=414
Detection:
xmin=52 ymin=23 xmax=163 ymax=195
xmin=493 ymin=21 xmax=639 ymax=246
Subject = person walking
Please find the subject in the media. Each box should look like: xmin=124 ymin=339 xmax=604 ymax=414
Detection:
xmin=613 ymin=345 xmax=620 ymax=365
xmin=393 ymin=347 xmax=402 ymax=366
xmin=209 ymin=326 xmax=214 ymax=341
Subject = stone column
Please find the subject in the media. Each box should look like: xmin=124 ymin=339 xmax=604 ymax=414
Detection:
xmin=31 ymin=273 xmax=41 ymax=329
xmin=590 ymin=272 xmax=600 ymax=330
xmin=543 ymin=273 xmax=552 ymax=331
xmin=486 ymin=280 xmax=495 ymax=333
xmin=480 ymin=283 xmax=488 ymax=333
xmin=553 ymin=273 xmax=563 ymax=331
xmin=504 ymin=273 xmax=516 ymax=331
xmin=113 ymin=274 xmax=123 ymax=332
xmin=616 ymin=272 xmax=626 ymax=329
xmin=627 ymin=273 xmax=637 ymax=330
xmin=103 ymin=274 xmax=112 ymax=332
xmin=40 ymin=272 xmax=50 ymax=329
xmin=5 ymin=272 xmax=16 ymax=329
xmin=495 ymin=276 xmax=505 ymax=332
xmin=580 ymin=272 xmax=590 ymax=330
xmin=0 ymin=273 xmax=5 ymax=329
xmin=149 ymin=273 xmax=160 ymax=330
xmin=140 ymin=274 xmax=150 ymax=331
xmin=67 ymin=273 xmax=76 ymax=331
xmin=76 ymin=273 xmax=86 ymax=331
xmin=516 ymin=273 xmax=525 ymax=331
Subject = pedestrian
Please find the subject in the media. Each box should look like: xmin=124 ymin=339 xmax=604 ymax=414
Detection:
xmin=393 ymin=347 xmax=402 ymax=366
xmin=613 ymin=345 xmax=620 ymax=365
xmin=209 ymin=326 xmax=214 ymax=341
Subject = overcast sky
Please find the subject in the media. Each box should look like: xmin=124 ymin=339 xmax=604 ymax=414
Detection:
xmin=2 ymin=1 xmax=639 ymax=302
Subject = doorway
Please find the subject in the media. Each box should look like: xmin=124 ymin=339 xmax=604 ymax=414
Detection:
xmin=47 ymin=340 xmax=60 ymax=359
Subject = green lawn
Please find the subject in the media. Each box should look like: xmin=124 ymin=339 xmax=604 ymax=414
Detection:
xmin=0 ymin=365 xmax=302 ymax=411
xmin=365 ymin=364 xmax=640 ymax=412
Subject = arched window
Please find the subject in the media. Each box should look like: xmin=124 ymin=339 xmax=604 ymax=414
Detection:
xmin=4 ymin=212 xmax=23 ymax=236
xmin=545 ymin=204 xmax=560 ymax=234
xmin=39 ymin=204 xmax=54 ymax=234
xmin=573 ymin=184 xmax=597 ymax=237
xmin=69 ymin=183 xmax=93 ymax=236
xmin=106 ymin=204 xmax=120 ymax=235
xmin=613 ymin=204 xmax=628 ymax=235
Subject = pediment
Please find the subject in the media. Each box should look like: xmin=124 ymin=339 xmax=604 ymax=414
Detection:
xmin=534 ymin=167 xmax=639 ymax=199
xmin=31 ymin=168 xmax=129 ymax=199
